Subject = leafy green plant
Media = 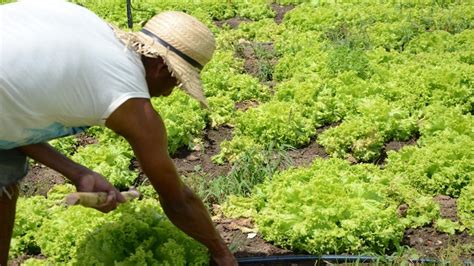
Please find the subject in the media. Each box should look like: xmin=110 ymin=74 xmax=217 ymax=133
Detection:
xmin=207 ymin=96 xmax=236 ymax=128
xmin=385 ymin=132 xmax=473 ymax=198
xmin=458 ymin=182 xmax=474 ymax=234
xmin=234 ymin=101 xmax=315 ymax=147
xmin=8 ymin=0 xmax=474 ymax=261
xmin=14 ymin=185 xmax=208 ymax=264
xmin=203 ymin=71 xmax=270 ymax=103
xmin=319 ymin=97 xmax=417 ymax=162
xmin=74 ymin=199 xmax=208 ymax=265
xmin=326 ymin=45 xmax=371 ymax=79
xmin=418 ymin=104 xmax=473 ymax=144
xmin=10 ymin=196 xmax=50 ymax=258
xmin=48 ymin=135 xmax=78 ymax=156
xmin=151 ymin=90 xmax=206 ymax=155
xmin=72 ymin=142 xmax=137 ymax=190
xmin=212 ymin=135 xmax=263 ymax=164
xmin=224 ymin=158 xmax=405 ymax=254
xmin=214 ymin=100 xmax=315 ymax=163
xmin=435 ymin=218 xmax=464 ymax=235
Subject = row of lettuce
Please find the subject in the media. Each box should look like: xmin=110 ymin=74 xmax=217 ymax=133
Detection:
xmin=8 ymin=0 xmax=473 ymax=264
xmin=12 ymin=185 xmax=208 ymax=265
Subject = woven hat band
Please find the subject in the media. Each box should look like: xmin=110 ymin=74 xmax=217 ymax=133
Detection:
xmin=140 ymin=28 xmax=203 ymax=70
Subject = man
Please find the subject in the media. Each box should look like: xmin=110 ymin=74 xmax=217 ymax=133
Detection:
xmin=0 ymin=1 xmax=237 ymax=265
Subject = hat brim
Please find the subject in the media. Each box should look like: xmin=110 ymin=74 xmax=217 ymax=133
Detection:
xmin=117 ymin=29 xmax=209 ymax=108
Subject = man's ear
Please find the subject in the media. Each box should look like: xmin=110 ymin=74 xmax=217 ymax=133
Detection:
xmin=153 ymin=57 xmax=169 ymax=78
xmin=143 ymin=56 xmax=166 ymax=78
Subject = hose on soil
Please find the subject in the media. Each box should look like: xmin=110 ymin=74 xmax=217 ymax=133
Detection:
xmin=236 ymin=255 xmax=473 ymax=265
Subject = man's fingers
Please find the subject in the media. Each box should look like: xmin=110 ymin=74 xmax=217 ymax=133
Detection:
xmin=96 ymin=192 xmax=117 ymax=213
xmin=115 ymin=190 xmax=126 ymax=203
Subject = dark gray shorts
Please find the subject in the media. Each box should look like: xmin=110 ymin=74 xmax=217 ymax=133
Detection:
xmin=0 ymin=149 xmax=28 ymax=197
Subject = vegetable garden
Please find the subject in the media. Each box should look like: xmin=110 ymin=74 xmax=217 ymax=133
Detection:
xmin=4 ymin=0 xmax=473 ymax=265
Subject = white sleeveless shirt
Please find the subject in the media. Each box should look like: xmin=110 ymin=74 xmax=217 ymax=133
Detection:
xmin=0 ymin=0 xmax=150 ymax=149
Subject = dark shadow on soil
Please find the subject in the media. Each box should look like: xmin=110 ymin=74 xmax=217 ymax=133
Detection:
xmin=375 ymin=137 xmax=418 ymax=166
xmin=270 ymin=3 xmax=295 ymax=24
xmin=173 ymin=126 xmax=233 ymax=177
xmin=131 ymin=126 xmax=234 ymax=186
xmin=287 ymin=139 xmax=328 ymax=168
xmin=214 ymin=16 xmax=251 ymax=29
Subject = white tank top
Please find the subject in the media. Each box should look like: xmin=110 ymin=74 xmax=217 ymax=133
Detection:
xmin=0 ymin=0 xmax=150 ymax=149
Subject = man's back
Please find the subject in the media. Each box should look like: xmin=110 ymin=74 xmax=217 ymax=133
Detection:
xmin=0 ymin=0 xmax=149 ymax=149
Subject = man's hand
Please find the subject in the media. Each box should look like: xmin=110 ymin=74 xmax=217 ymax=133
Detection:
xmin=106 ymin=98 xmax=237 ymax=263
xmin=72 ymin=170 xmax=126 ymax=213
xmin=19 ymin=143 xmax=125 ymax=213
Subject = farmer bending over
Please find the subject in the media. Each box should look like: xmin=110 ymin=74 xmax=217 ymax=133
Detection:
xmin=0 ymin=1 xmax=236 ymax=265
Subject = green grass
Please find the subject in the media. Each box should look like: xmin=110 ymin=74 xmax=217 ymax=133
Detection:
xmin=185 ymin=144 xmax=292 ymax=207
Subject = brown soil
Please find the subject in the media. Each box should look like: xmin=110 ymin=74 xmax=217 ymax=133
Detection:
xmin=270 ymin=3 xmax=295 ymax=24
xmin=375 ymin=137 xmax=418 ymax=166
xmin=214 ymin=16 xmax=251 ymax=29
xmin=172 ymin=126 xmax=233 ymax=177
xmin=213 ymin=3 xmax=295 ymax=28
xmin=434 ymin=195 xmax=459 ymax=222
xmin=401 ymin=195 xmax=473 ymax=260
xmin=287 ymin=139 xmax=328 ymax=168
xmin=19 ymin=164 xmax=65 ymax=197
xmin=235 ymin=99 xmax=260 ymax=111
xmin=131 ymin=126 xmax=234 ymax=187
xmin=385 ymin=138 xmax=418 ymax=153
xmin=214 ymin=217 xmax=292 ymax=258
xmin=402 ymin=228 xmax=473 ymax=259
xmin=76 ymin=132 xmax=97 ymax=147
xmin=235 ymin=40 xmax=277 ymax=83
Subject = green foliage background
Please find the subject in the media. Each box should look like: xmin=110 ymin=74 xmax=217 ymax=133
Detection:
xmin=3 ymin=0 xmax=472 ymax=263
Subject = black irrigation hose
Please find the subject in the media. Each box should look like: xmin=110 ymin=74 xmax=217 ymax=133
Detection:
xmin=236 ymin=255 xmax=473 ymax=265
xmin=126 ymin=0 xmax=133 ymax=29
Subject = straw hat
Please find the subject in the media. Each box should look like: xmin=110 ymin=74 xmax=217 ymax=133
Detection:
xmin=113 ymin=11 xmax=215 ymax=108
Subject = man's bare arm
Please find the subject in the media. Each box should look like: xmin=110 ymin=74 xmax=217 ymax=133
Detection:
xmin=106 ymin=98 xmax=236 ymax=264
xmin=18 ymin=143 xmax=125 ymax=212
xmin=19 ymin=143 xmax=87 ymax=184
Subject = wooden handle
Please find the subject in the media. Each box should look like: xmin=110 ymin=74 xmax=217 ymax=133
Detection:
xmin=65 ymin=190 xmax=140 ymax=208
